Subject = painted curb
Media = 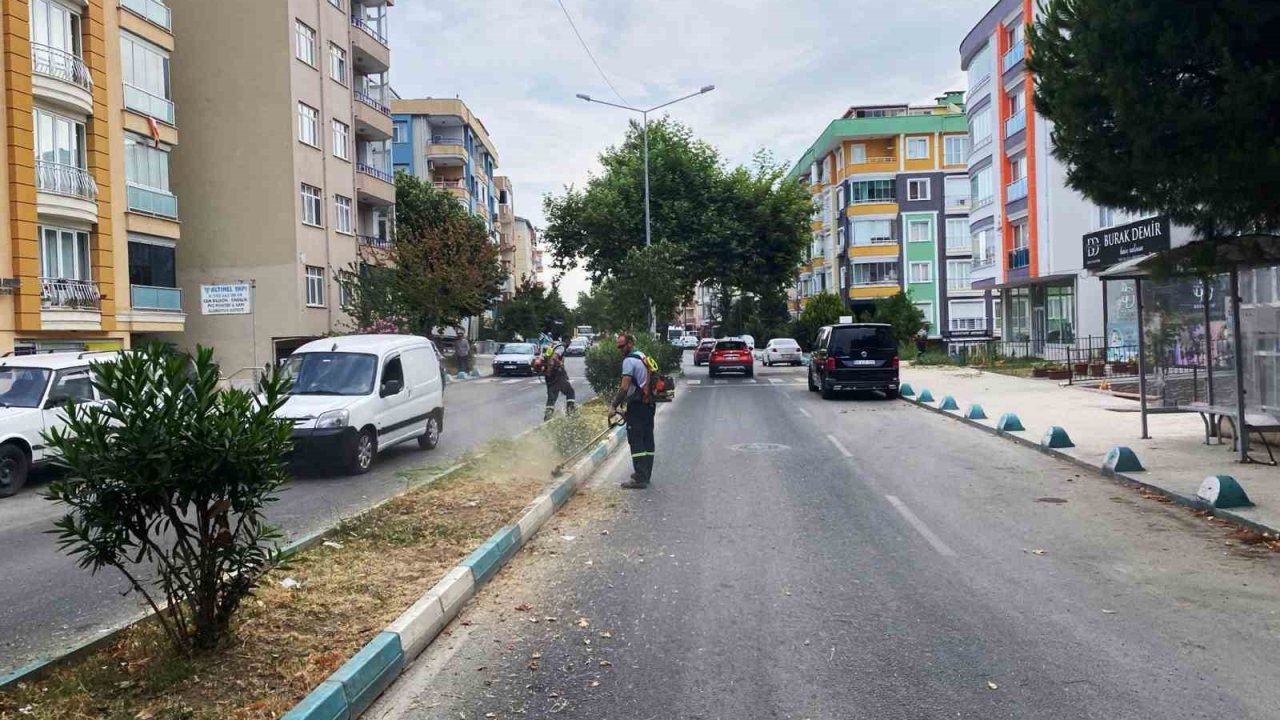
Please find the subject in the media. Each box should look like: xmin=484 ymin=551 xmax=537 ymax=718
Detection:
xmin=898 ymin=395 xmax=1280 ymax=538
xmin=330 ymin=632 xmax=404 ymax=717
xmin=282 ymin=680 xmax=348 ymax=720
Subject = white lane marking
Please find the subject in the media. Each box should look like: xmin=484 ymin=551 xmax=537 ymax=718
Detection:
xmin=826 ymin=434 xmax=853 ymax=458
xmin=885 ymin=495 xmax=958 ymax=557
xmin=501 ymin=379 xmax=523 ymax=385
xmin=687 ymin=379 xmax=701 ymax=385
xmin=769 ymin=378 xmax=783 ymax=384
xmin=747 ymin=379 xmax=758 ymax=384
xmin=797 ymin=407 xmax=812 ymax=418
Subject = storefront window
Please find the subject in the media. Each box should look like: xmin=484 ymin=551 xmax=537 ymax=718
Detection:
xmin=1046 ymin=284 xmax=1075 ymax=344
xmin=1008 ymin=288 xmax=1030 ymax=342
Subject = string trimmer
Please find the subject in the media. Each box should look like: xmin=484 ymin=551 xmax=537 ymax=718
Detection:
xmin=551 ymin=415 xmax=626 ymax=477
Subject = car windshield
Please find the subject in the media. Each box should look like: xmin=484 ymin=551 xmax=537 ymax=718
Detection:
xmin=570 ymin=339 xmax=586 ymax=347
xmin=830 ymin=327 xmax=895 ymax=355
xmin=0 ymin=367 xmax=52 ymax=408
xmin=715 ymin=341 xmax=747 ymax=351
xmin=771 ymin=340 xmax=799 ymax=348
xmin=284 ymin=352 xmax=378 ymax=396
xmin=499 ymin=343 xmax=536 ymax=355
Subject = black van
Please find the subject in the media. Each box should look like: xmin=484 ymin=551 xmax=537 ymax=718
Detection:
xmin=807 ymin=323 xmax=900 ymax=400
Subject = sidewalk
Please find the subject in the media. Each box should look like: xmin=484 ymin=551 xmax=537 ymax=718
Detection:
xmin=901 ymin=365 xmax=1280 ymax=533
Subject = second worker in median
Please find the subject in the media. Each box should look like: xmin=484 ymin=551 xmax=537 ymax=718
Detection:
xmin=611 ymin=333 xmax=655 ymax=489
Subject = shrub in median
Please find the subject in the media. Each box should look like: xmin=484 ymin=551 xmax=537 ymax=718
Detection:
xmin=584 ymin=333 xmax=681 ymax=397
xmin=44 ymin=344 xmax=294 ymax=653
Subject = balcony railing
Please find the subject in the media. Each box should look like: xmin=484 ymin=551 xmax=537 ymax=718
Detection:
xmin=131 ymin=284 xmax=182 ymax=311
xmin=1005 ymin=109 xmax=1026 ymax=137
xmin=126 ymin=183 xmax=178 ymax=218
xmin=357 ymin=163 xmax=393 ymax=183
xmin=973 ymin=253 xmax=997 ymax=270
xmin=854 ymin=156 xmax=896 ymax=165
xmin=947 ymin=277 xmax=974 ymax=290
xmin=433 ymin=178 xmax=466 ymax=190
xmin=31 ymin=44 xmax=92 ymax=91
xmin=431 ymin=135 xmax=465 ymax=146
xmin=36 ymin=161 xmax=98 ymax=200
xmin=1008 ymin=246 xmax=1030 ymax=270
xmin=350 ymin=15 xmax=388 ymax=46
xmin=359 ymin=234 xmax=391 ymax=249
xmin=946 ymin=195 xmax=971 ymax=210
xmin=124 ymin=83 xmax=175 ymax=124
xmin=849 ymin=196 xmax=898 ymax=205
xmin=41 ymin=277 xmax=101 ymax=310
xmin=852 ymin=279 xmax=900 ymax=288
xmin=852 ymin=236 xmax=898 ymax=246
xmin=1006 ymin=176 xmax=1029 ymax=202
xmin=950 ymin=319 xmax=988 ymax=333
xmin=1002 ymin=40 xmax=1026 ymax=73
xmin=120 ymin=0 xmax=172 ymax=30
xmin=354 ymin=90 xmax=390 ymax=116
xmin=972 ymin=195 xmax=994 ymax=211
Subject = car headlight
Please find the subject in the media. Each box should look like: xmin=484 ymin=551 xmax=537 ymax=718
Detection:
xmin=315 ymin=409 xmax=349 ymax=429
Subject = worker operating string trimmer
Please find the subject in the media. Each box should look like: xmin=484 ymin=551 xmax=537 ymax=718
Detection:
xmin=532 ymin=318 xmax=576 ymax=421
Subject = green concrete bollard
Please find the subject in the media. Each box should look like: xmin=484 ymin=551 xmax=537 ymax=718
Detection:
xmin=996 ymin=413 xmax=1024 ymax=432
xmin=917 ymin=389 xmax=935 ymax=403
xmin=1196 ymin=475 xmax=1254 ymax=508
xmin=1041 ymin=426 xmax=1075 ymax=449
xmin=900 ymin=383 xmax=915 ymax=397
xmin=966 ymin=404 xmax=987 ymax=420
xmin=1103 ymin=446 xmax=1144 ymax=472
xmin=938 ymin=395 xmax=959 ymax=411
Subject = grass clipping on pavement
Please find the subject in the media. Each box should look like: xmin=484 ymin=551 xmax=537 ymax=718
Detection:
xmin=0 ymin=405 xmax=609 ymax=720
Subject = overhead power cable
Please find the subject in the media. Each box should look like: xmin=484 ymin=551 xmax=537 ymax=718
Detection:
xmin=555 ymin=0 xmax=629 ymax=104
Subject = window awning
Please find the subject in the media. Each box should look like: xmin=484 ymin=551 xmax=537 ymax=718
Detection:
xmin=993 ymin=272 xmax=1078 ymax=290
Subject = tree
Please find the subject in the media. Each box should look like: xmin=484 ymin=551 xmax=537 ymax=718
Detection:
xmin=494 ymin=277 xmax=571 ymax=341
xmin=573 ymin=285 xmax=611 ymax=333
xmin=799 ymin=292 xmax=845 ymax=344
xmin=341 ymin=173 xmax=505 ymax=333
xmin=1028 ymin=1 xmax=1280 ymax=242
xmin=870 ymin=292 xmax=927 ymax=347
xmin=45 ymin=345 xmax=294 ymax=653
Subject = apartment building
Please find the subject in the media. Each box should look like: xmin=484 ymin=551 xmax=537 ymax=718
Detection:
xmin=494 ymin=175 xmax=515 ymax=299
xmin=961 ymin=0 xmax=1105 ymax=347
xmin=789 ymin=93 xmax=973 ymax=339
xmin=512 ymin=216 xmax=539 ymax=287
xmin=0 ymin=0 xmax=186 ymax=355
xmin=390 ymin=97 xmax=499 ymax=240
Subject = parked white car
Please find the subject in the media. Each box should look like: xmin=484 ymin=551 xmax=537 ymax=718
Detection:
xmin=492 ymin=342 xmax=539 ymax=376
xmin=678 ymin=334 xmax=699 ymax=349
xmin=0 ymin=351 xmax=122 ymax=497
xmin=279 ymin=335 xmax=445 ymax=475
xmin=762 ymin=338 xmax=803 ymax=366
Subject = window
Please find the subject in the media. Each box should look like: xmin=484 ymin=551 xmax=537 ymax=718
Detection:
xmin=949 ymin=300 xmax=986 ymax=331
xmin=335 ymin=194 xmax=352 ymax=233
xmin=31 ymin=0 xmax=82 ymax=55
xmin=50 ymin=368 xmax=95 ymax=405
xmin=301 ymin=184 xmax=322 ymax=226
xmin=40 ymin=226 xmax=91 ymax=281
xmin=906 ymin=137 xmax=929 ymax=160
xmin=328 ymin=42 xmax=346 ymax=84
xmin=973 ymin=227 xmax=998 ymax=268
xmin=1009 ymin=154 xmax=1027 ymax=181
xmin=852 ymin=220 xmax=894 ymax=246
xmin=332 ymin=119 xmax=350 ymax=160
xmin=128 ymin=239 xmax=175 ymax=287
xmin=393 ymin=123 xmax=407 ymax=143
xmin=852 ymin=261 xmax=899 ymax=286
xmin=124 ymin=134 xmax=170 ymax=191
xmin=967 ymin=43 xmax=992 ymax=90
xmin=851 ymin=144 xmax=866 ymax=163
xmin=1011 ymin=222 xmax=1029 ymax=249
xmin=1046 ymin=284 xmax=1075 ymax=343
xmin=295 ymin=20 xmax=316 ymax=66
xmin=298 ymin=103 xmax=319 ymax=147
xmin=305 ymin=265 xmax=325 ymax=306
xmin=947 ymin=260 xmax=972 ymax=289
xmin=120 ymin=34 xmax=172 ymax=122
xmin=909 ymin=261 xmax=933 ymax=283
xmin=849 ymin=179 xmax=895 ymax=204
xmin=914 ymin=302 xmax=934 ymax=329
xmin=1097 ymin=206 xmax=1117 ymax=229
xmin=970 ymin=166 xmax=993 ymax=207
xmin=1005 ymin=22 xmax=1023 ymax=48
xmin=946 ymin=219 xmax=969 ymax=251
xmin=944 ymin=136 xmax=969 ymax=165
xmin=34 ymin=109 xmax=87 ymax=193
xmin=969 ymin=106 xmax=992 ymax=147
xmin=1009 ymin=91 xmax=1023 ymax=115
xmin=836 ymin=226 xmax=846 ymax=249
xmin=992 ymin=298 xmax=1002 ymax=335
xmin=328 ymin=0 xmax=341 ymax=7
xmin=945 ymin=176 xmax=969 ymax=208
xmin=839 ymin=265 xmax=847 ymax=289
xmin=907 ymin=178 xmax=930 ymax=201
xmin=907 ymin=218 xmax=932 ymax=243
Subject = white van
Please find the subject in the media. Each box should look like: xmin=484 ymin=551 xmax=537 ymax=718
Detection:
xmin=279 ymin=335 xmax=445 ymax=474
xmin=0 ymin=351 xmax=122 ymax=497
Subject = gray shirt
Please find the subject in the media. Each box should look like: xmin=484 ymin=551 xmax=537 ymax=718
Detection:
xmin=621 ymin=352 xmax=649 ymax=400
xmin=455 ymin=337 xmax=470 ymax=358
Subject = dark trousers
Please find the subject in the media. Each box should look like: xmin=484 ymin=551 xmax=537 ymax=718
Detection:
xmin=544 ymin=376 xmax=576 ymax=419
xmin=626 ymin=399 xmax=656 ymax=482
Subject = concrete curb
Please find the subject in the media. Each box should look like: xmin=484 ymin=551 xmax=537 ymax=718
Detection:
xmin=899 ymin=395 xmax=1280 ymax=538
xmin=281 ymin=423 xmax=630 ymax=720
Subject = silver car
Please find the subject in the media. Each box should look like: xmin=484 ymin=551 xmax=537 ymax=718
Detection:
xmin=762 ymin=338 xmax=802 ymax=366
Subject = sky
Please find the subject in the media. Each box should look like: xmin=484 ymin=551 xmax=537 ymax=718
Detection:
xmin=388 ymin=0 xmax=994 ymax=305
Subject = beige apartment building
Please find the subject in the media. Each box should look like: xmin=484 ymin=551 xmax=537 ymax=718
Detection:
xmin=512 ymin=216 xmax=539 ymax=287
xmin=166 ymin=0 xmax=394 ymax=376
xmin=0 ymin=0 xmax=185 ymax=355
xmin=493 ymin=175 xmax=515 ymax=298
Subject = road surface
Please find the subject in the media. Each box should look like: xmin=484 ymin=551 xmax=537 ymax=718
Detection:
xmin=370 ymin=357 xmax=1280 ymax=720
xmin=0 ymin=359 xmax=592 ymax=676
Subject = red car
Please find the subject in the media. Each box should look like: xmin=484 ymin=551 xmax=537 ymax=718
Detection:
xmin=708 ymin=339 xmax=754 ymax=378
xmin=693 ymin=338 xmax=716 ymax=366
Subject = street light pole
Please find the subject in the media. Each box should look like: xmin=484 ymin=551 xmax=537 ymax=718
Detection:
xmin=576 ymin=86 xmax=716 ymax=337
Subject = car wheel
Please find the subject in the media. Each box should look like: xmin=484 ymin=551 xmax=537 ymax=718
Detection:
xmin=821 ymin=381 xmax=836 ymax=400
xmin=884 ymin=390 xmax=900 ymax=400
xmin=418 ymin=413 xmax=441 ymax=450
xmin=0 ymin=443 xmax=30 ymax=498
xmin=347 ymin=430 xmax=376 ymax=475
xmin=709 ymin=368 xmax=718 ymax=377
xmin=808 ymin=369 xmax=818 ymax=392
xmin=746 ymin=367 xmax=755 ymax=378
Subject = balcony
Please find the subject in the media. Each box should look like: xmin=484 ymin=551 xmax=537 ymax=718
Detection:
xmin=41 ymin=277 xmax=101 ymax=310
xmin=1002 ymin=40 xmax=1026 ymax=73
xmin=127 ymin=183 xmax=178 ymax=218
xmin=848 ymin=155 xmax=898 ymax=174
xmin=947 ymin=277 xmax=975 ymax=291
xmin=353 ymin=92 xmax=393 ymax=141
xmin=1005 ymin=109 xmax=1026 ymax=138
xmin=1008 ymin=246 xmax=1030 ymax=270
xmin=349 ymin=16 xmax=390 ymax=74
xmin=36 ymin=161 xmax=98 ymax=201
xmin=120 ymin=0 xmax=172 ymax=30
xmin=124 ymin=83 xmax=175 ymax=125
xmin=31 ymin=43 xmax=93 ymax=115
xmin=433 ymin=178 xmax=470 ymax=203
xmin=946 ymin=195 xmax=971 ymax=212
xmin=131 ymin=284 xmax=182 ymax=312
xmin=1006 ymin=176 xmax=1028 ymax=202
xmin=359 ymin=234 xmax=391 ymax=250
xmin=427 ymin=136 xmax=467 ymax=166
xmin=356 ymin=163 xmax=395 ymax=205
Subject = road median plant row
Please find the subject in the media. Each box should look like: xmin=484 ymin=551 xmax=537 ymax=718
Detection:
xmin=0 ymin=403 xmax=611 ymax=720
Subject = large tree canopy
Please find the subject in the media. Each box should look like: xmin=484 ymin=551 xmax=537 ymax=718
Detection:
xmin=1029 ymin=0 xmax=1280 ymax=239
xmin=493 ymin=277 xmax=571 ymax=341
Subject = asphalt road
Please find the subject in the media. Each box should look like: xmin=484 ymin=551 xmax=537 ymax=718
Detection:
xmin=0 ymin=358 xmax=593 ymax=677
xmin=371 ymin=357 xmax=1280 ymax=720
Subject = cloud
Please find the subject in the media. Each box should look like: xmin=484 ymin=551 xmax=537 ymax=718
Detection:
xmin=390 ymin=0 xmax=993 ymax=301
